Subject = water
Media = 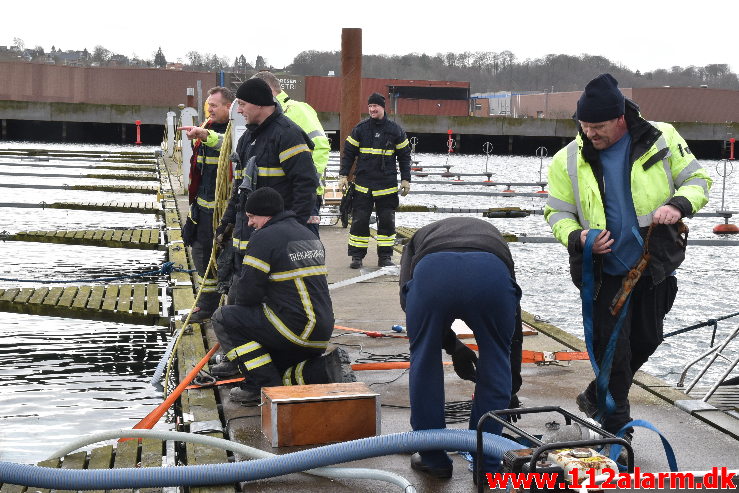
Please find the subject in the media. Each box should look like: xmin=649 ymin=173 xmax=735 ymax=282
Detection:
xmin=0 ymin=143 xmax=170 ymax=464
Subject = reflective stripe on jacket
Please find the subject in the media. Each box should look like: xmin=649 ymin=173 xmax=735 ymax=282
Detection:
xmin=230 ymin=211 xmax=333 ymax=348
xmin=339 ymin=115 xmax=412 ymax=188
xmin=545 ymin=121 xmax=710 ymax=247
xmin=220 ymin=105 xmax=318 ymax=250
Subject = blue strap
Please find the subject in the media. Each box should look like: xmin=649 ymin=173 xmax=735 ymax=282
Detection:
xmin=581 ymin=229 xmax=620 ymax=419
xmin=610 ymin=420 xmax=679 ymax=472
xmin=631 ymin=225 xmax=644 ymax=248
xmin=583 ymin=231 xmax=679 ymax=473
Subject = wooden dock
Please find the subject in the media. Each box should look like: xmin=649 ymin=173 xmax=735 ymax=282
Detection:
xmin=3 ymin=228 xmax=162 ymax=250
xmin=0 ymin=283 xmax=164 ymax=325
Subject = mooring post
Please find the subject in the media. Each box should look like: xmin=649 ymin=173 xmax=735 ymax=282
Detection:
xmin=340 ymin=28 xmax=362 ymax=170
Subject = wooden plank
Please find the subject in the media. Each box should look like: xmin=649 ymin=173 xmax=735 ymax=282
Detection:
xmin=32 ymin=457 xmax=61 ymax=493
xmin=71 ymin=285 xmax=92 ymax=309
xmin=139 ymin=438 xmax=165 ymax=493
xmin=57 ymin=450 xmax=87 ymax=493
xmin=146 ymin=284 xmax=159 ymax=317
xmin=86 ymin=444 xmax=114 ymax=493
xmin=86 ymin=285 xmax=105 ymax=311
xmin=28 ymin=287 xmax=49 ymax=305
xmin=57 ymin=286 xmax=79 ymax=308
xmin=172 ymin=286 xmax=196 ymax=313
xmin=14 ymin=288 xmax=35 ymax=304
xmin=92 ymin=230 xmax=105 ymax=241
xmin=64 ymin=230 xmax=77 ymax=239
xmin=111 ymin=439 xmax=138 ymax=493
xmin=73 ymin=230 xmax=87 ymax=240
xmin=0 ymin=288 xmax=20 ymax=302
xmin=131 ymin=284 xmax=146 ymax=314
xmin=131 ymin=229 xmax=143 ymax=244
xmin=0 ymin=481 xmax=26 ymax=493
xmin=117 ymin=284 xmax=132 ymax=313
xmin=111 ymin=230 xmax=124 ymax=242
xmin=83 ymin=230 xmax=96 ymax=241
xmin=101 ymin=284 xmax=120 ymax=312
xmin=121 ymin=229 xmax=133 ymax=243
xmin=42 ymin=286 xmax=64 ymax=306
xmin=102 ymin=230 xmax=114 ymax=241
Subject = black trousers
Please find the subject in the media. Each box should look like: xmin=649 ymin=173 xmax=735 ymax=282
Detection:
xmin=585 ymin=273 xmax=677 ymax=432
xmin=211 ymin=304 xmax=326 ymax=388
xmin=190 ymin=208 xmax=220 ymax=312
xmin=348 ymin=189 xmax=398 ymax=259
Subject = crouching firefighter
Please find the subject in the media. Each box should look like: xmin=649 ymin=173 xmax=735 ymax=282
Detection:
xmin=210 ymin=187 xmax=354 ymax=405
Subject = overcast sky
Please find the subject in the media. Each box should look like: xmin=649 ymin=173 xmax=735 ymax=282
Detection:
xmin=5 ymin=0 xmax=737 ymax=78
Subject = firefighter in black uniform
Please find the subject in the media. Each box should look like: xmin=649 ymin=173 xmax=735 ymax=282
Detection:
xmin=179 ymin=86 xmax=234 ymax=323
xmin=339 ymin=93 xmax=412 ymax=269
xmin=211 ymin=188 xmax=351 ymax=405
xmin=209 ymin=78 xmax=321 ymax=380
xmin=216 ymin=78 xmax=317 ymax=272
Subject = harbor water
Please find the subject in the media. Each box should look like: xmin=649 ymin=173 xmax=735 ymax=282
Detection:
xmin=1 ymin=142 xmax=737 ymax=465
xmin=0 ymin=143 xmax=169 ymax=464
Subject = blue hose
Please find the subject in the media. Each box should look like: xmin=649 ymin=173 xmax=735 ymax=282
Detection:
xmin=0 ymin=429 xmax=519 ymax=489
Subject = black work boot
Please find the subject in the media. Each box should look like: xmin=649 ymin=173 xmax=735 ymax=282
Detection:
xmin=210 ymin=359 xmax=239 ymax=377
xmin=576 ymin=391 xmax=598 ymax=418
xmin=183 ymin=306 xmax=213 ymax=323
xmin=349 ymin=257 xmax=363 ymax=269
xmin=229 ymin=384 xmax=261 ymax=405
xmin=229 ymin=359 xmax=282 ymax=406
xmin=378 ymin=256 xmax=395 ymax=267
xmin=299 ymin=347 xmax=356 ymax=384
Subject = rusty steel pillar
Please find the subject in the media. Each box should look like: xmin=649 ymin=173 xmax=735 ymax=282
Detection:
xmin=340 ymin=28 xmax=362 ymax=165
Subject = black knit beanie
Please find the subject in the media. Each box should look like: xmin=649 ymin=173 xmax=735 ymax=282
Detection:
xmin=245 ymin=187 xmax=284 ymax=217
xmin=576 ymin=73 xmax=625 ymax=123
xmin=236 ymin=78 xmax=275 ymax=106
xmin=367 ymin=92 xmax=385 ymax=108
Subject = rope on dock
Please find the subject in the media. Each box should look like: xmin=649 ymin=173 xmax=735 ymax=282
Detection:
xmin=161 ymin=121 xmax=234 ymax=396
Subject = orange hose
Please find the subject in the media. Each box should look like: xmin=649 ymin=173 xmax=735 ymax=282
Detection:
xmin=121 ymin=343 xmax=221 ymax=441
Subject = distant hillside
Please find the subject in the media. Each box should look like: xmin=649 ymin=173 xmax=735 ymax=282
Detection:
xmin=287 ymin=51 xmax=739 ymax=93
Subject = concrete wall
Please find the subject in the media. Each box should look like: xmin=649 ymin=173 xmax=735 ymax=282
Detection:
xmin=0 ymin=100 xmax=170 ymax=125
xmin=0 ymin=61 xmax=214 ymax=107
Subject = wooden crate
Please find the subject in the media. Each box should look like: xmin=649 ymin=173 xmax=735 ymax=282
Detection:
xmin=261 ymin=382 xmax=380 ymax=447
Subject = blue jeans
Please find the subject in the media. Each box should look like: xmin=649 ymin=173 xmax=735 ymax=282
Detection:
xmin=405 ymin=251 xmax=519 ymax=472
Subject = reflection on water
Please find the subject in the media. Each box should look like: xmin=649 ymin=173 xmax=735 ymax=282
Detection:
xmin=0 ymin=244 xmax=167 ymax=288
xmin=0 ymin=313 xmax=170 ymax=464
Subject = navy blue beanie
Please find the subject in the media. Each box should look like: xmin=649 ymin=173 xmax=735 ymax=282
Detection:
xmin=576 ymin=74 xmax=625 ymax=123
xmin=367 ymin=92 xmax=385 ymax=108
xmin=236 ymin=78 xmax=275 ymax=106
xmin=245 ymin=187 xmax=284 ymax=216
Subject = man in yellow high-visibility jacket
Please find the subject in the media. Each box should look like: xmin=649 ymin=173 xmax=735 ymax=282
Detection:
xmin=544 ymin=74 xmax=711 ymax=442
xmin=251 ymin=71 xmax=329 ymax=237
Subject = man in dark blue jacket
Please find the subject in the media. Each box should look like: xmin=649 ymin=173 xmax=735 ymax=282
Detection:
xmin=399 ymin=217 xmax=522 ymax=479
xmin=211 ymin=188 xmax=351 ymax=405
xmin=339 ymin=93 xmax=412 ymax=269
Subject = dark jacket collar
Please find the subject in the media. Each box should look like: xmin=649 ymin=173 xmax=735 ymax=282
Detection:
xmin=262 ymin=210 xmax=296 ymax=229
xmin=246 ymin=102 xmax=284 ymax=134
